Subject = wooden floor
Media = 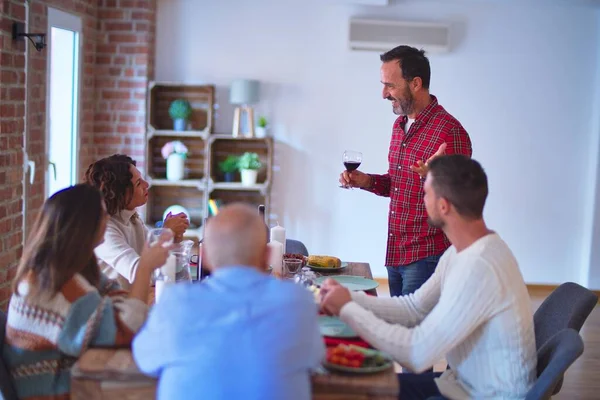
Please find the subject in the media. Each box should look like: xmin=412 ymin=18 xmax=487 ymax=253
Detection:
xmin=528 ymin=287 xmax=600 ymax=400
xmin=377 ymin=285 xmax=600 ymax=399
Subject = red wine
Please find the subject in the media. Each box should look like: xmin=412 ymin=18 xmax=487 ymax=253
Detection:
xmin=344 ymin=161 xmax=361 ymax=171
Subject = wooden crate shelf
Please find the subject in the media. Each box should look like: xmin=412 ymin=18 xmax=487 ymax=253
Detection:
xmin=149 ymin=178 xmax=205 ymax=189
xmin=148 ymin=82 xmax=215 ymax=133
xmin=208 ymin=137 xmax=273 ymax=185
xmin=147 ymin=136 xmax=207 ymax=180
xmin=148 ymin=130 xmax=209 ymax=139
xmin=209 ymin=182 xmax=269 ymax=194
xmin=146 ymin=186 xmax=206 ymax=228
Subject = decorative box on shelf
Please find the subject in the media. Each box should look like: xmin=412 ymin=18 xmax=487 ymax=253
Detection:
xmin=208 ymin=135 xmax=273 ymax=189
xmin=145 ymin=185 xmax=207 ymax=228
xmin=206 ymin=136 xmax=273 ymax=218
xmin=147 ymin=81 xmax=215 ymax=138
xmin=147 ymin=135 xmax=207 ymax=182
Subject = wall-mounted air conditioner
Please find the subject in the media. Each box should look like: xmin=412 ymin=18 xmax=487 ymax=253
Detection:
xmin=335 ymin=0 xmax=389 ymax=4
xmin=349 ymin=18 xmax=451 ymax=53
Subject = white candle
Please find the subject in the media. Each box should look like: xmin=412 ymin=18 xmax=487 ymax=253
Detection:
xmin=268 ymin=240 xmax=283 ymax=277
xmin=161 ymin=253 xmax=176 ymax=282
xmin=270 ymin=223 xmax=286 ymax=254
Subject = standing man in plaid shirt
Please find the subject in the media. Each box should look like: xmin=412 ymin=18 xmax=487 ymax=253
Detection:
xmin=340 ymin=45 xmax=472 ymax=297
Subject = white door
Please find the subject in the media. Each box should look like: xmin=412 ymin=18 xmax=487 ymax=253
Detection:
xmin=46 ymin=8 xmax=82 ymax=198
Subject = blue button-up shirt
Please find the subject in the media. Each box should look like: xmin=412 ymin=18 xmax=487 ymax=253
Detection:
xmin=133 ymin=266 xmax=325 ymax=400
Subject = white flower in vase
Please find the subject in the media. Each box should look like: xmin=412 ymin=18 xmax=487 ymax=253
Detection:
xmin=162 ymin=140 xmax=189 ymax=181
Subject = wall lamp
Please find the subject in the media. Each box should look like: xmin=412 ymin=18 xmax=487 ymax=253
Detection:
xmin=12 ymin=22 xmax=46 ymax=51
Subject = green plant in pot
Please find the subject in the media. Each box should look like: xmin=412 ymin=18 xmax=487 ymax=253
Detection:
xmin=168 ymin=99 xmax=193 ymax=131
xmin=238 ymin=152 xmax=262 ymax=186
xmin=218 ymin=155 xmax=239 ymax=183
xmin=255 ymin=116 xmax=268 ymax=138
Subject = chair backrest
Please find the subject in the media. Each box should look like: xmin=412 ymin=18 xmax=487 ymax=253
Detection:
xmin=286 ymin=239 xmax=309 ymax=256
xmin=534 ymin=282 xmax=597 ymax=351
xmin=0 ymin=310 xmax=19 ymax=400
xmin=525 ymin=329 xmax=584 ymax=400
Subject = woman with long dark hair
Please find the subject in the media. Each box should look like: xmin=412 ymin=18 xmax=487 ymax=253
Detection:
xmin=3 ymin=184 xmax=169 ymax=399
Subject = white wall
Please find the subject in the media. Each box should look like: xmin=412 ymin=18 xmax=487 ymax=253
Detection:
xmin=156 ymin=0 xmax=600 ymax=285
xmin=586 ymin=15 xmax=600 ymax=289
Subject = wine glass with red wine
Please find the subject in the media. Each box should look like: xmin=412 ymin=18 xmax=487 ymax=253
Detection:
xmin=340 ymin=150 xmax=363 ymax=189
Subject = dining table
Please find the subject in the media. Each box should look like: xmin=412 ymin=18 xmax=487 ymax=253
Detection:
xmin=70 ymin=261 xmax=399 ymax=400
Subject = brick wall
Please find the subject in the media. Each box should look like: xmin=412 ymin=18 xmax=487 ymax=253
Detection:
xmin=0 ymin=0 xmax=156 ymax=308
xmin=94 ymin=0 xmax=156 ymax=172
xmin=0 ymin=0 xmax=26 ymax=304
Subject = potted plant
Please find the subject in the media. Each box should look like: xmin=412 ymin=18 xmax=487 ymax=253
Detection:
xmin=238 ymin=152 xmax=262 ymax=186
xmin=161 ymin=140 xmax=189 ymax=181
xmin=168 ymin=99 xmax=192 ymax=131
xmin=218 ymin=155 xmax=239 ymax=182
xmin=255 ymin=116 xmax=268 ymax=138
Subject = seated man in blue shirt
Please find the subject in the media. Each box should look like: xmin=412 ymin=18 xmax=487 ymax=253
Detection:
xmin=133 ymin=202 xmax=325 ymax=400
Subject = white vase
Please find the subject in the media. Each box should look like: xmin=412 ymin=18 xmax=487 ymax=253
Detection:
xmin=166 ymin=153 xmax=186 ymax=181
xmin=255 ymin=126 xmax=267 ymax=138
xmin=240 ymin=169 xmax=258 ymax=186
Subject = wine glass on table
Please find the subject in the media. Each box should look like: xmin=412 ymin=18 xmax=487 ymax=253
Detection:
xmin=340 ymin=150 xmax=362 ymax=190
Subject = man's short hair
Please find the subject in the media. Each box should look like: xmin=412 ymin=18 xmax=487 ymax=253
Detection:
xmin=428 ymin=155 xmax=488 ymax=219
xmin=380 ymin=45 xmax=431 ymax=89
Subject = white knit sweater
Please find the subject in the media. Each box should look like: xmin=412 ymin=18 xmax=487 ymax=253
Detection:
xmin=340 ymin=233 xmax=537 ymax=399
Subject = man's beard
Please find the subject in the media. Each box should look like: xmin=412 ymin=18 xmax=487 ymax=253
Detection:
xmin=427 ymin=216 xmax=445 ymax=229
xmin=389 ymin=89 xmax=414 ymax=116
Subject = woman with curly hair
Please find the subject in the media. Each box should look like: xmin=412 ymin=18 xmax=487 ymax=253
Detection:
xmin=84 ymin=154 xmax=189 ymax=288
xmin=3 ymin=184 xmax=170 ymax=399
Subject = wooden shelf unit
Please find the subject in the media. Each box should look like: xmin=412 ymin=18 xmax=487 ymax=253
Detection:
xmin=144 ymin=82 xmax=274 ymax=234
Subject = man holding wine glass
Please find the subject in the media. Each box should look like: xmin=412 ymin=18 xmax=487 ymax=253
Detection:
xmin=339 ymin=45 xmax=472 ymax=299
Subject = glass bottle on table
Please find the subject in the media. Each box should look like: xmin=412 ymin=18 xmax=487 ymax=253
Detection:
xmin=172 ymin=239 xmax=194 ymax=282
xmin=294 ymin=267 xmax=317 ymax=287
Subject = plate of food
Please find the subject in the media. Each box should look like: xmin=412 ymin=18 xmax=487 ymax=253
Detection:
xmin=315 ymin=275 xmax=379 ymax=291
xmin=324 ymin=344 xmax=393 ymax=374
xmin=319 ymin=316 xmax=357 ymax=338
xmin=306 ymin=255 xmax=347 ymax=272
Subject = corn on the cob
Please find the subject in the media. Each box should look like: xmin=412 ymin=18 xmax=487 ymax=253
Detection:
xmin=308 ymin=255 xmax=341 ymax=268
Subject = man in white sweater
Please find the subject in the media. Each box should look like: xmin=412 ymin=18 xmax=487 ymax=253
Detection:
xmin=321 ymin=155 xmax=537 ymax=399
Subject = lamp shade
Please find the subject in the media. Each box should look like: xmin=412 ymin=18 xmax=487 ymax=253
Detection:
xmin=229 ymin=79 xmax=260 ymax=105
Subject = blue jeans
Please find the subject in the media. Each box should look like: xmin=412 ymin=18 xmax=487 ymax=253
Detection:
xmin=386 ymin=254 xmax=442 ymax=297
xmin=398 ymin=372 xmax=447 ymax=400
xmin=387 ymin=255 xmax=442 ymax=374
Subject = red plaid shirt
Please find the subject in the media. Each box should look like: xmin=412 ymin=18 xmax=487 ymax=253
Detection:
xmin=364 ymin=95 xmax=472 ymax=267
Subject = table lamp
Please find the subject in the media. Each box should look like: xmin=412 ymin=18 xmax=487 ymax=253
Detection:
xmin=230 ymin=79 xmax=260 ymax=138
